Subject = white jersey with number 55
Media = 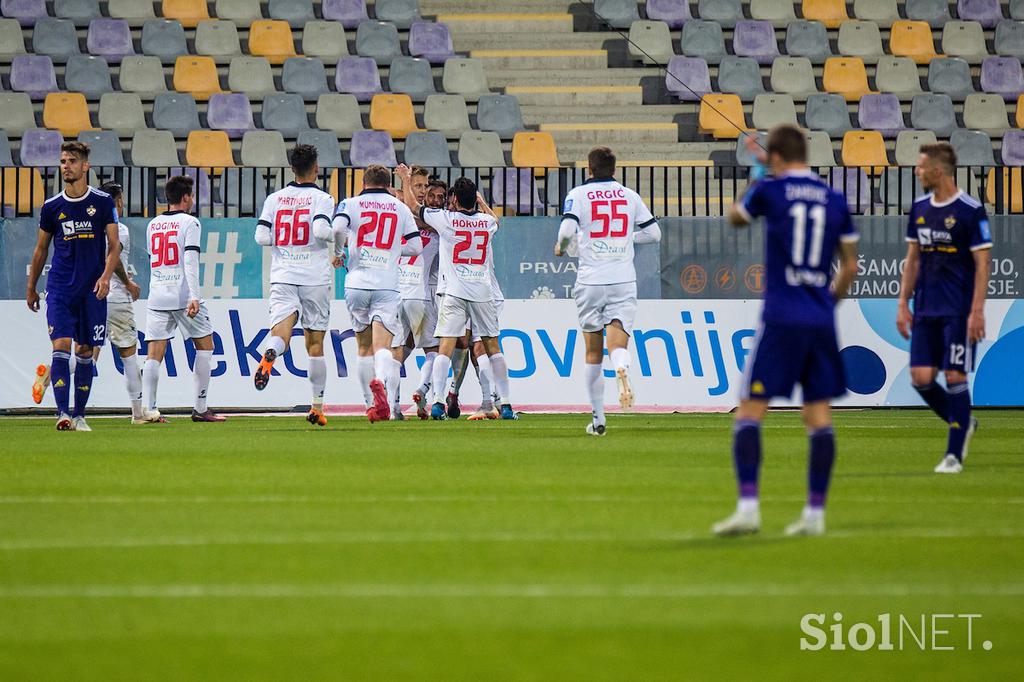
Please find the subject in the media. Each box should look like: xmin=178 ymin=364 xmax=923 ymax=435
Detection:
xmin=419 ymin=207 xmax=498 ymax=303
xmin=562 ymin=179 xmax=656 ymax=286
xmin=334 ymin=189 xmax=420 ymax=291
xmin=146 ymin=211 xmax=202 ymax=311
xmin=257 ymin=182 xmax=337 ymax=286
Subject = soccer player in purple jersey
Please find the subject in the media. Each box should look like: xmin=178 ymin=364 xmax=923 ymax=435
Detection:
xmin=714 ymin=125 xmax=860 ymax=537
xmin=25 ymin=141 xmax=121 ymax=431
xmin=897 ymin=143 xmax=992 ymax=474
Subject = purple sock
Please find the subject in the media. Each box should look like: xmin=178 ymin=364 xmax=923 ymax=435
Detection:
xmin=732 ymin=419 xmax=762 ymax=500
xmin=946 ymin=382 xmax=971 ymax=461
xmin=51 ymin=351 xmax=71 ymax=416
xmin=913 ymin=381 xmax=949 ymax=422
xmin=72 ymin=355 xmax=94 ymax=418
xmin=808 ymin=427 xmax=836 ymax=509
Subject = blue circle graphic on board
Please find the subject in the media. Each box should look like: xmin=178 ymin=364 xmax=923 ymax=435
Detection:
xmin=842 ymin=345 xmax=886 ymax=395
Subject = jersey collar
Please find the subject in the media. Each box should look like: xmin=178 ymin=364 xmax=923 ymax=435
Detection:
xmin=929 ymin=190 xmax=963 ymax=208
xmin=779 ymin=169 xmax=818 ymax=179
xmin=584 ymin=176 xmax=616 ymax=184
xmin=162 ymin=210 xmax=189 ymax=216
xmin=359 ymin=187 xmax=393 ymax=195
xmin=61 ymin=186 xmax=94 ymax=202
xmin=288 ymin=182 xmax=319 ymax=189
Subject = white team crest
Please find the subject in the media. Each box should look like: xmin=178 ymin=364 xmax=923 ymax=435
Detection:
xmin=944 ymin=215 xmax=956 ymax=229
xmin=86 ymin=206 xmax=96 ymax=216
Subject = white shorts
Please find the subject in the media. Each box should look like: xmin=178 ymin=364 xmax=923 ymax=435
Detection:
xmin=346 ymin=288 xmax=401 ymax=335
xmin=472 ymin=299 xmax=504 ymax=343
xmin=435 ymin=294 xmax=499 ymax=339
xmin=391 ymin=298 xmax=440 ymax=349
xmin=269 ymin=282 xmax=331 ymax=331
xmin=107 ymin=300 xmax=138 ymax=348
xmin=574 ymin=282 xmax=638 ymax=335
xmin=146 ymin=304 xmax=215 ymax=341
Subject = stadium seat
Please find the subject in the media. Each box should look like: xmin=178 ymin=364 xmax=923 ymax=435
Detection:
xmin=248 ymin=20 xmax=297 ymax=64
xmin=805 ymin=129 xmax=837 ymax=166
xmin=65 ymin=55 xmax=113 ymax=98
xmin=823 ymin=57 xmax=873 ymax=100
xmin=98 ymin=92 xmax=145 ymax=134
xmin=1013 ymin=0 xmax=1024 ymax=19
xmin=881 ymin=166 xmax=919 ymax=210
xmin=458 ymin=131 xmax=505 ymax=167
xmin=752 ymin=94 xmax=798 ymax=129
xmin=1 ymin=167 xmax=45 ymax=214
xmin=0 ymin=132 xmax=12 ymax=167
xmin=268 ymin=0 xmax=315 ymax=28
xmin=770 ymin=58 xmax=818 ymax=97
xmin=595 ymin=0 xmax=642 ymax=28
xmin=162 ymin=0 xmax=209 ymax=28
xmin=785 ymin=21 xmax=832 ymax=63
xmin=963 ymin=93 xmax=1011 ymax=134
xmin=838 ymin=21 xmax=884 ymax=61
xmin=376 ymin=0 xmax=421 ymax=30
xmin=666 ymin=57 xmax=713 ymax=101
xmin=646 ymin=0 xmax=692 ymax=28
xmin=350 ymin=129 xmax=398 ymax=167
xmin=698 ymin=94 xmax=748 ymax=138
xmin=195 ymin=20 xmax=241 ymax=58
xmin=698 ymin=0 xmax=742 ymax=28
xmin=853 ymin=0 xmax=900 ymax=27
xmin=153 ymin=93 xmax=201 ymax=137
xmin=750 ymin=0 xmax=796 ymax=28
xmin=33 ymin=18 xmax=81 ymax=61
xmin=628 ymin=20 xmax=673 ymax=65
xmin=336 ymin=56 xmax=385 ymax=101
xmin=43 ymin=92 xmax=93 ymax=136
xmin=734 ymin=131 xmax=767 ymax=167
xmin=77 ymin=129 xmax=124 ymax=166
xmin=403 ymin=131 xmax=452 ymax=167
xmin=842 ymin=130 xmax=889 ymax=173
xmin=297 ymin=130 xmax=344 ymax=168
xmin=388 ymin=57 xmax=437 ymax=100
xmin=107 ymin=0 xmax=155 ymax=22
xmin=442 ymin=58 xmax=489 ymax=97
xmin=544 ymin=167 xmax=587 ymax=208
xmin=20 ymin=129 xmax=64 ymax=167
xmin=119 ymin=55 xmax=168 ymax=95
xmin=240 ymin=130 xmax=289 ymax=167
xmin=369 ymin=93 xmax=419 ymax=138
xmin=942 ymin=21 xmax=989 ymax=63
xmin=314 ymin=93 xmax=365 ymax=135
xmin=0 ymin=18 xmax=26 ymax=56
xmin=409 ymin=21 xmax=455 ymax=64
xmin=928 ymin=57 xmax=976 ymax=99
xmin=476 ymin=95 xmax=525 ymax=139
xmin=875 ymin=57 xmax=924 ymax=96
xmin=356 ymin=21 xmax=401 ymax=65
xmin=207 ymin=92 xmax=256 ymax=137
xmin=0 ymin=93 xmax=37 ymax=135
xmin=733 ymin=20 xmax=779 ymax=65
xmin=282 ymin=57 xmax=329 ymax=100
xmin=186 ymin=130 xmax=235 ymax=168
xmin=958 ymin=0 xmax=1003 ymax=29
xmin=1017 ymin=94 xmax=1024 ymax=127
xmin=87 ymin=19 xmax=134 ymax=62
xmin=174 ymin=56 xmax=223 ymax=100
xmin=986 ymin=167 xmax=1024 ymax=211
xmin=215 ymin=0 xmax=262 ymax=27
xmin=260 ymin=94 xmax=311 ymax=135
xmin=227 ymin=57 xmax=275 ymax=97
xmin=681 ymin=20 xmax=726 ymax=62
xmin=56 ymin=0 xmax=99 ymax=25
xmin=905 ymin=0 xmax=951 ymax=28
xmin=424 ymin=94 xmax=471 ymax=135
xmin=130 ymin=129 xmax=180 ymax=166
xmin=222 ymin=167 xmax=269 ymax=213
xmin=857 ymin=93 xmax=906 ymax=137
xmin=890 ymin=20 xmax=939 ymax=64
xmin=996 ymin=20 xmax=1024 ymax=59
xmin=802 ymin=0 xmax=848 ymax=28
xmin=910 ymin=94 xmax=959 ymax=136
xmin=1 ymin=0 xmax=45 ymax=26
xmin=804 ymin=93 xmax=852 ymax=135
xmin=512 ymin=131 xmax=559 ymax=168
xmin=322 ymin=0 xmax=369 ymax=28
xmin=491 ymin=168 xmax=543 ymax=214
xmin=10 ymin=56 xmax=58 ymax=99
xmin=717 ymin=57 xmax=766 ymax=100
xmin=951 ymin=128 xmax=996 ymax=165
xmin=141 ymin=19 xmax=188 ymax=61
xmin=1001 ymin=129 xmax=1024 ymax=165
xmin=302 ymin=21 xmax=349 ymax=61
xmin=982 ymin=57 xmax=1024 ymax=100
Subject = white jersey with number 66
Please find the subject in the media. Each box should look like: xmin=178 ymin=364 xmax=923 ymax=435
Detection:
xmin=257 ymin=182 xmax=338 ymax=286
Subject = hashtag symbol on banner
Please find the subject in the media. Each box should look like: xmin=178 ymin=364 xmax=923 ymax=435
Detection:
xmin=201 ymin=232 xmax=243 ymax=298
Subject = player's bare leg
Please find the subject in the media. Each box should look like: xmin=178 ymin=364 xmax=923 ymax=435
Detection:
xmin=583 ymin=330 xmax=607 ymax=436
xmin=430 ymin=336 xmax=457 ymax=420
xmin=305 ymin=329 xmax=328 ymax=427
xmin=783 ymin=401 xmax=834 ymax=536
xmin=32 ymin=362 xmax=51 ymax=405
xmin=255 ymin=312 xmax=296 ymax=391
xmin=606 ymin=321 xmax=633 ymax=411
xmin=713 ymin=399 xmax=769 ymax=536
xmin=190 ymin=334 xmax=225 ymax=422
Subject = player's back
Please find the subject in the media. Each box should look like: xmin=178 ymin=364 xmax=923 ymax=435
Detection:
xmin=107 ymin=222 xmax=133 ymax=304
xmin=421 ymin=207 xmax=498 ymax=303
xmin=398 ymin=227 xmax=440 ymax=300
xmin=40 ymin=187 xmax=116 ymax=296
xmin=340 ymin=189 xmax=418 ymax=291
xmin=260 ymin=182 xmax=337 ymax=286
xmin=146 ymin=210 xmax=201 ymax=311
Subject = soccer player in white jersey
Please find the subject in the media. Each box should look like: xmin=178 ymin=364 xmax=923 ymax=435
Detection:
xmin=333 ymin=165 xmax=423 ymax=422
xmin=251 ymin=145 xmax=342 ymax=427
xmin=143 ymin=175 xmax=225 ymax=422
xmin=554 ymin=146 xmax=662 ymax=436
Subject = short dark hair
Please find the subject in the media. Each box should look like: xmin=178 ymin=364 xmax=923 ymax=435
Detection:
xmin=165 ymin=175 xmax=195 ymax=205
xmin=363 ymin=164 xmax=391 ymax=187
xmin=289 ymin=144 xmax=318 ymax=175
xmin=588 ymin=146 xmax=616 ymax=178
xmin=99 ymin=181 xmax=123 ymax=199
xmin=920 ymin=142 xmax=957 ymax=176
xmin=451 ymin=177 xmax=477 ymax=210
xmin=60 ymin=141 xmax=90 ymax=160
xmin=766 ymin=125 xmax=807 ymax=164
xmin=427 ymin=177 xmax=448 ymax=191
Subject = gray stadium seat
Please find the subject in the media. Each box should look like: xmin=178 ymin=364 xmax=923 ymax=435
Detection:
xmin=698 ymin=0 xmax=742 ymax=29
xmin=442 ymin=58 xmax=489 ymax=97
xmin=423 ymin=94 xmax=471 ymax=135
xmin=297 ymin=130 xmax=344 ymax=168
xmin=734 ymin=131 xmax=768 ymax=166
xmin=240 ymin=130 xmax=289 ymax=167
xmin=853 ymin=0 xmax=900 ymax=27
xmin=750 ymin=0 xmax=796 ymax=28
xmin=874 ymin=57 xmax=923 ymax=96
xmin=881 ymin=167 xmax=920 ymax=211
xmin=403 ymin=130 xmax=452 ymax=167
xmin=1013 ymin=0 xmax=1024 ymax=19
xmin=941 ymin=21 xmax=989 ymax=63
xmin=770 ymin=57 xmax=818 ymax=97
xmin=717 ymin=56 xmax=765 ymax=100
xmin=195 ymin=20 xmax=241 ymax=58
xmin=910 ymin=94 xmax=958 ymax=137
xmin=894 ymin=130 xmax=937 ymax=166
xmin=995 ymin=20 xmax=1024 ymax=59
xmin=153 ymin=93 xmax=201 ymax=137
xmin=927 ymin=57 xmax=976 ymax=99
xmin=314 ymin=93 xmax=365 ymax=135
xmin=222 ymin=168 xmax=269 ymax=215
xmin=376 ymin=0 xmax=422 ymax=30
xmin=33 ymin=18 xmax=81 ymax=61
xmin=963 ymin=94 xmax=1010 ymax=135
xmin=0 ymin=18 xmax=26 ymax=56
xmin=268 ymin=0 xmax=315 ymax=28
xmin=302 ymin=20 xmax=349 ymax=60
xmin=97 ymin=92 xmax=145 ymax=134
xmin=108 ymin=0 xmax=156 ymax=23
xmin=0 ymin=92 xmax=37 ymax=135
xmin=131 ymin=129 xmax=180 ymax=166
xmin=804 ymin=93 xmax=852 ymax=136
xmin=55 ymin=0 xmax=101 ymax=25
xmin=65 ymin=55 xmax=113 ymax=98
xmin=906 ymin=0 xmax=951 ymax=28
xmin=752 ymin=93 xmax=798 ymax=129
xmin=681 ymin=20 xmax=727 ymax=62
xmin=785 ymin=20 xmax=832 ymax=63
xmin=388 ymin=56 xmax=437 ymax=100
xmin=475 ymin=94 xmax=525 ymax=138
xmin=228 ymin=57 xmax=276 ymax=96
xmin=77 ymin=129 xmax=124 ymax=166
xmin=260 ymin=94 xmax=311 ymax=135
xmin=141 ymin=19 xmax=188 ymax=62
xmin=628 ymin=20 xmax=673 ymax=64
xmin=356 ymin=21 xmax=401 ymax=65
xmin=837 ymin=20 xmax=884 ymax=61
xmin=118 ymin=56 xmax=167 ymax=95
xmin=457 ymin=131 xmax=505 ymax=167
xmin=594 ymin=0 xmax=641 ymax=29
xmin=804 ymin=130 xmax=837 ymax=167
xmin=950 ymin=129 xmax=996 ymax=166
xmin=0 ymin=132 xmax=12 ymax=167
xmin=282 ymin=57 xmax=329 ymax=100
xmin=215 ymin=0 xmax=262 ymax=26
xmin=544 ymin=168 xmax=587 ymax=207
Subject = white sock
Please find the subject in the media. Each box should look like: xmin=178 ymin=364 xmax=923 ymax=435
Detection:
xmin=418 ymin=351 xmax=436 ymax=395
xmin=143 ymin=358 xmax=161 ymax=411
xmin=476 ymin=354 xmax=493 ymax=409
xmin=738 ymin=498 xmax=760 ymax=514
xmin=610 ymin=347 xmax=630 ymax=371
xmin=122 ymin=352 xmax=144 ymax=418
xmin=432 ymin=354 xmax=452 ymax=404
xmin=388 ymin=359 xmax=402 ymax=411
xmin=585 ymin=362 xmax=604 ymax=426
xmin=357 ymin=355 xmax=374 ymax=407
xmin=193 ymin=349 xmax=213 ymax=413
xmin=450 ymin=347 xmax=467 ymax=393
xmin=373 ymin=348 xmax=392 ymax=382
xmin=489 ymin=352 xmax=510 ymax=404
xmin=803 ymin=505 xmax=824 ymax=522
xmin=266 ymin=334 xmax=286 ymax=357
xmin=308 ymin=355 xmax=326 ymax=410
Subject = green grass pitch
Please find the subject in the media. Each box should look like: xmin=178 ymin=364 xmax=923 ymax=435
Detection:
xmin=0 ymin=411 xmax=1021 ymax=680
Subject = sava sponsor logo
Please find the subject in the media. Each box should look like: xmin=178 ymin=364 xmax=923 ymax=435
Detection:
xmin=800 ymin=612 xmax=991 ymax=652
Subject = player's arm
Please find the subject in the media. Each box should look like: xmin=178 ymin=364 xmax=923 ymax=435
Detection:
xmin=633 ymin=197 xmax=661 ymax=244
xmin=554 ymin=192 xmax=579 ymax=257
xmin=967 ymin=210 xmax=994 ymax=343
xmin=312 ymin=195 xmax=335 ymax=242
xmin=476 ymin=192 xmax=497 ymax=221
xmin=331 ymin=201 xmax=351 ymax=260
xmin=184 ymin=220 xmax=202 ymax=317
xmin=395 ymin=164 xmax=423 ymax=214
xmin=254 ymin=201 xmax=273 ymax=246
xmin=94 ymin=222 xmax=121 ymax=300
xmin=26 ymin=228 xmax=53 ymax=312
xmin=832 ymin=240 xmax=859 ymax=301
xmin=896 ymin=242 xmax=920 ymax=340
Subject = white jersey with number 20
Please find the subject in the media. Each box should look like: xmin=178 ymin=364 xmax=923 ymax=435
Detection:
xmin=335 ymin=189 xmax=419 ymax=291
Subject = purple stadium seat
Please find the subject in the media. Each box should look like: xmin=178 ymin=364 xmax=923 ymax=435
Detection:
xmin=981 ymin=56 xmax=1024 ymax=100
xmin=87 ymin=19 xmax=135 ymax=62
xmin=10 ymin=56 xmax=58 ymax=99
xmin=409 ymin=21 xmax=454 ymax=64
xmin=733 ymin=20 xmax=779 ymax=65
xmin=665 ymin=56 xmax=712 ymax=101
xmin=1 ymin=0 xmax=46 ymax=26
xmin=207 ymin=93 xmax=256 ymax=138
xmin=957 ymin=0 xmax=1004 ymax=29
xmin=350 ymin=130 xmax=397 ymax=167
xmin=20 ymin=129 xmax=63 ymax=166
xmin=322 ymin=0 xmax=369 ymax=29
xmin=827 ymin=167 xmax=873 ymax=213
xmin=490 ymin=168 xmax=543 ymax=213
xmin=858 ymin=93 xmax=906 ymax=137
xmin=1001 ymin=129 xmax=1024 ymax=164
xmin=335 ymin=56 xmax=384 ymax=101
xmin=646 ymin=0 xmax=692 ymax=28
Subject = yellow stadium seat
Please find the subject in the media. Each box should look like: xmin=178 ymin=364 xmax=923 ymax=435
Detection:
xmin=248 ymin=20 xmax=296 ymax=65
xmin=186 ymin=130 xmax=236 ymax=169
xmin=890 ymin=20 xmax=939 ymax=64
xmin=987 ymin=167 xmax=1024 ymax=213
xmin=823 ymin=57 xmax=873 ymax=100
xmin=511 ymin=132 xmax=559 ymax=170
xmin=173 ymin=56 xmax=223 ymax=100
xmin=1016 ymin=95 xmax=1024 ymax=128
xmin=162 ymin=0 xmax=210 ymax=28
xmin=698 ymin=94 xmax=748 ymax=139
xmin=1 ymin=167 xmax=45 ymax=214
xmin=802 ymin=0 xmax=849 ymax=29
xmin=842 ymin=130 xmax=889 ymax=174
xmin=42 ymin=92 xmax=93 ymax=136
xmin=369 ymin=94 xmax=419 ymax=139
